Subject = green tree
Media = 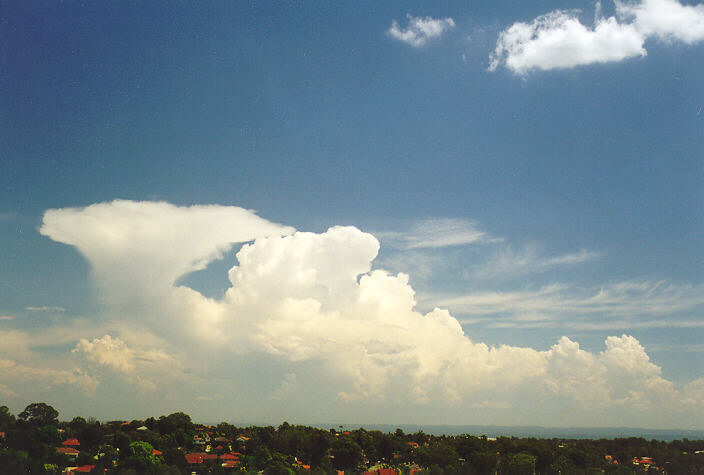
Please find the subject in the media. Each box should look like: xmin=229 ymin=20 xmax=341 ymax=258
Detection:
xmin=331 ymin=437 xmax=363 ymax=471
xmin=123 ymin=440 xmax=161 ymax=470
xmin=98 ymin=444 xmax=118 ymax=467
xmin=469 ymin=450 xmax=498 ymax=474
xmin=0 ymin=406 xmax=15 ymax=431
xmin=114 ymin=430 xmax=132 ymax=453
xmin=18 ymin=403 xmax=58 ymax=427
xmin=503 ymin=452 xmax=537 ymax=475
xmin=0 ymin=448 xmax=36 ymax=473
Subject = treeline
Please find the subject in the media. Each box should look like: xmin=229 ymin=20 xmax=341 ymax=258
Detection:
xmin=1 ymin=403 xmax=704 ymax=474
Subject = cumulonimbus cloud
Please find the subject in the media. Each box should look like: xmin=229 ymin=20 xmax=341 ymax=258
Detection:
xmin=32 ymin=201 xmax=704 ymax=426
xmin=490 ymin=0 xmax=704 ymax=73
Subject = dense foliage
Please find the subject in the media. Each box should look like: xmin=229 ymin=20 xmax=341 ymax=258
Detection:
xmin=0 ymin=403 xmax=703 ymax=474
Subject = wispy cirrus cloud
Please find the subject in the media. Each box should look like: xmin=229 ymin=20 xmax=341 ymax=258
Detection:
xmin=470 ymin=245 xmax=600 ymax=281
xmin=0 ymin=315 xmax=15 ymax=321
xmin=379 ymin=218 xmax=499 ymax=250
xmin=387 ymin=14 xmax=455 ymax=47
xmin=25 ymin=305 xmax=66 ymax=313
xmin=490 ymin=0 xmax=704 ymax=74
xmin=433 ymin=280 xmax=704 ymax=330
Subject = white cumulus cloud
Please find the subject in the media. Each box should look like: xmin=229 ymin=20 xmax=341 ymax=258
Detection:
xmin=490 ymin=10 xmax=646 ymax=74
xmin=0 ymin=358 xmax=97 ymax=396
xmin=491 ymin=0 xmax=704 ymax=74
xmin=388 ymin=14 xmax=455 ymax=47
xmin=618 ymin=0 xmax=704 ymax=43
xmin=36 ymin=201 xmax=704 ymax=426
xmin=73 ymin=334 xmax=182 ymax=390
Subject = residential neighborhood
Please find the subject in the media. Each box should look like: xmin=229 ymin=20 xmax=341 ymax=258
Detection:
xmin=1 ymin=403 xmax=703 ymax=473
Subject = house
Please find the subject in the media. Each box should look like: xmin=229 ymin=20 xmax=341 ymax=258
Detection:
xmin=62 ymin=438 xmax=81 ymax=446
xmin=203 ymin=453 xmax=219 ymax=462
xmin=68 ymin=466 xmax=95 ymax=473
xmin=57 ymin=446 xmax=80 ymax=461
xmin=185 ymin=453 xmax=204 ymax=465
xmin=365 ymin=469 xmax=397 ymax=475
xmin=633 ymin=457 xmax=655 ymax=466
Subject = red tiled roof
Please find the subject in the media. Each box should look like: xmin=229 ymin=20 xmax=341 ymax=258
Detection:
xmin=379 ymin=469 xmax=397 ymax=475
xmin=62 ymin=438 xmax=81 ymax=446
xmin=153 ymin=449 xmax=163 ymax=456
xmin=203 ymin=453 xmax=218 ymax=461
xmin=185 ymin=453 xmax=204 ymax=464
xmin=222 ymin=461 xmax=238 ymax=468
xmin=72 ymin=466 xmax=95 ymax=473
xmin=57 ymin=447 xmax=80 ymax=455
xmin=221 ymin=453 xmax=239 ymax=460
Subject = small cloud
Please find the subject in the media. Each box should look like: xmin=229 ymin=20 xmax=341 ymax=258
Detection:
xmin=471 ymin=245 xmax=600 ymax=281
xmin=196 ymin=394 xmax=224 ymax=402
xmin=387 ymin=14 xmax=455 ymax=47
xmin=0 ymin=315 xmax=15 ymax=321
xmin=25 ymin=306 xmax=66 ymax=313
xmin=0 ymin=384 xmax=19 ymax=398
xmin=0 ymin=358 xmax=98 ymax=396
xmin=73 ymin=334 xmax=135 ymax=373
xmin=489 ymin=9 xmax=645 ymax=74
xmin=270 ymin=373 xmax=299 ymax=401
xmin=471 ymin=400 xmax=512 ymax=409
xmin=380 ymin=218 xmax=499 ymax=250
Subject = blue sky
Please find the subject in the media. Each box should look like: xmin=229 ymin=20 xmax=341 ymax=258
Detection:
xmin=1 ymin=0 xmax=703 ymax=428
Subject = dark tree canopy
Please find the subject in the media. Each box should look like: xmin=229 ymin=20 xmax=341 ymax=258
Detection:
xmin=18 ymin=403 xmax=58 ymax=427
xmin=0 ymin=405 xmax=15 ymax=431
xmin=0 ymin=406 xmax=703 ymax=474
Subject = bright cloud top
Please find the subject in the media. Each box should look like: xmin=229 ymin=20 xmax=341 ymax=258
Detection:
xmin=387 ymin=14 xmax=456 ymax=47
xmin=24 ymin=201 xmax=704 ymax=426
xmin=491 ymin=0 xmax=704 ymax=73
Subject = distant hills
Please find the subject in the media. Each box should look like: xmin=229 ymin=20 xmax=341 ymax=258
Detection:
xmin=222 ymin=423 xmax=704 ymax=441
xmin=350 ymin=425 xmax=704 ymax=441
